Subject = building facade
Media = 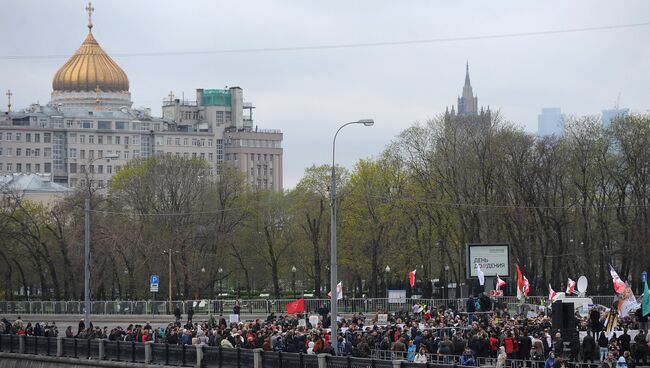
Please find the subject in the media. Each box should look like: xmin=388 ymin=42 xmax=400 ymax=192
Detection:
xmin=0 ymin=5 xmax=282 ymax=191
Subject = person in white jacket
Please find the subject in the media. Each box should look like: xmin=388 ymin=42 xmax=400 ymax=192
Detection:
xmin=414 ymin=346 xmax=428 ymax=363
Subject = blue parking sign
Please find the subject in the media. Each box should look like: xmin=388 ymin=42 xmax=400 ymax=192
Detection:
xmin=151 ymin=275 xmax=159 ymax=285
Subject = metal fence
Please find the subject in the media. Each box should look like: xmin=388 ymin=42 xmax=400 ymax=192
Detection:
xmin=0 ymin=336 xmax=456 ymax=368
xmin=0 ymin=296 xmax=615 ymax=316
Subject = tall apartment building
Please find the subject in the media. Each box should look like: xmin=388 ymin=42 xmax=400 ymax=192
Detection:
xmin=0 ymin=5 xmax=282 ymax=191
xmin=537 ymin=107 xmax=564 ymax=136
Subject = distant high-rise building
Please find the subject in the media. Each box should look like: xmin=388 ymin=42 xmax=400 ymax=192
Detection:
xmin=457 ymin=61 xmax=478 ymax=116
xmin=445 ymin=62 xmax=490 ymax=125
xmin=537 ymin=108 xmax=564 ymax=136
xmin=601 ymin=108 xmax=629 ymax=127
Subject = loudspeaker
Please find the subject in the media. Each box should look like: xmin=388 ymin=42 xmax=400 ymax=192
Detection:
xmin=552 ymin=302 xmax=564 ymax=330
xmin=562 ymin=302 xmax=575 ymax=329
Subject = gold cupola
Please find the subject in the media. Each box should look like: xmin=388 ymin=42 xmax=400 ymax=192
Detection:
xmin=52 ymin=32 xmax=129 ymax=93
xmin=50 ymin=2 xmax=132 ymax=109
xmin=52 ymin=3 xmax=129 ymax=93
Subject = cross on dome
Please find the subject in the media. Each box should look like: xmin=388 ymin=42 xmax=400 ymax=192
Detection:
xmin=86 ymin=2 xmax=95 ymax=31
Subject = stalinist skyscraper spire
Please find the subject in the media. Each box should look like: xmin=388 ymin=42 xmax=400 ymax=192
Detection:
xmin=457 ymin=61 xmax=478 ymax=116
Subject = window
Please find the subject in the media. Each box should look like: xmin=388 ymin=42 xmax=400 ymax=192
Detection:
xmin=80 ymin=165 xmax=86 ymax=173
xmin=0 ymin=148 xmax=2 ymax=155
xmin=35 ymin=164 xmax=40 ymax=173
xmin=124 ymin=151 xmax=129 ymax=159
xmin=26 ymin=133 xmax=31 ymax=142
xmin=66 ymin=119 xmax=74 ymax=128
xmin=153 ymin=123 xmax=161 ymax=131
xmin=175 ymin=138 xmax=181 ymax=145
xmin=216 ymin=111 xmax=224 ymax=124
xmin=200 ymin=153 xmax=205 ymax=160
xmin=44 ymin=163 xmax=51 ymax=173
xmin=35 ymin=149 xmax=40 ymax=157
xmin=0 ymin=132 xmax=3 ymax=140
xmin=107 ymin=165 xmax=112 ymax=174
xmin=17 ymin=163 xmax=22 ymax=172
xmin=98 ymin=136 xmax=103 ymax=144
xmin=115 ymin=121 xmax=128 ymax=130
xmin=44 ymin=133 xmax=51 ymax=143
xmin=6 ymin=132 xmax=11 ymax=141
xmin=44 ymin=148 xmax=51 ymax=157
xmin=225 ymin=111 xmax=232 ymax=122
xmin=98 ymin=121 xmax=111 ymax=130
xmin=69 ymin=148 xmax=77 ymax=158
xmin=124 ymin=136 xmax=130 ymax=145
xmin=80 ymin=150 xmax=85 ymax=159
xmin=208 ymin=139 xmax=213 ymax=147
xmin=116 ymin=150 xmax=121 ymax=158
xmin=132 ymin=121 xmax=140 ymax=131
xmin=80 ymin=135 xmax=85 ymax=144
xmin=167 ymin=138 xmax=172 ymax=146
xmin=89 ymin=135 xmax=95 ymax=144
xmin=132 ymin=135 xmax=140 ymax=145
xmin=68 ymin=133 xmax=77 ymax=143
xmin=115 ymin=136 xmax=121 ymax=145
xmin=81 ymin=120 xmax=93 ymax=129
xmin=192 ymin=153 xmax=197 ymax=158
xmin=97 ymin=165 xmax=103 ymax=174
xmin=106 ymin=136 xmax=112 ymax=144
xmin=89 ymin=150 xmax=94 ymax=159
xmin=183 ymin=138 xmax=188 ymax=146
xmin=16 ymin=148 xmax=21 ymax=156
xmin=35 ymin=134 xmax=40 ymax=143
xmin=25 ymin=149 xmax=31 ymax=157
xmin=15 ymin=133 xmax=21 ymax=141
xmin=208 ymin=153 xmax=213 ymax=161
xmin=133 ymin=150 xmax=140 ymax=158
xmin=6 ymin=148 xmax=12 ymax=156
xmin=98 ymin=150 xmax=103 ymax=158
xmin=6 ymin=163 xmax=11 ymax=172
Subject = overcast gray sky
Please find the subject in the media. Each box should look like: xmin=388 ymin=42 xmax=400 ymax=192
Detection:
xmin=1 ymin=0 xmax=649 ymax=187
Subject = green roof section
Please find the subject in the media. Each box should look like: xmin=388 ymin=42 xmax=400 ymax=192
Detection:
xmin=202 ymin=89 xmax=232 ymax=107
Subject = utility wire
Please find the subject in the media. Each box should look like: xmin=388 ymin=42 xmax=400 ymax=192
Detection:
xmin=2 ymin=22 xmax=649 ymax=60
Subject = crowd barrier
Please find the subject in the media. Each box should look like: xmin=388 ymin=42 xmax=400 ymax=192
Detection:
xmin=0 ymin=335 xmax=456 ymax=368
xmin=0 ymin=296 xmax=615 ymax=316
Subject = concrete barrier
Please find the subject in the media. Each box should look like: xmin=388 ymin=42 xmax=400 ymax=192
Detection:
xmin=0 ymin=352 xmax=157 ymax=368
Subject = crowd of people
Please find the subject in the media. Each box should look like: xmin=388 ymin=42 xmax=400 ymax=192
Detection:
xmin=2 ymin=295 xmax=650 ymax=368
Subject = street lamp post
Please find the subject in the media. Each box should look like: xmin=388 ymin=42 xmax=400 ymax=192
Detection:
xmin=385 ymin=265 xmax=391 ymax=298
xmin=218 ymin=267 xmax=224 ymax=315
xmin=330 ymin=119 xmax=374 ymax=354
xmin=162 ymin=249 xmax=181 ymax=313
xmin=84 ymin=153 xmax=119 ymax=331
xmin=292 ymin=266 xmax=297 ymax=299
xmin=200 ymin=267 xmax=206 ymax=299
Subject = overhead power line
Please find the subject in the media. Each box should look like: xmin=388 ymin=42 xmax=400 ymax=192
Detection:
xmin=1 ymin=21 xmax=649 ymax=60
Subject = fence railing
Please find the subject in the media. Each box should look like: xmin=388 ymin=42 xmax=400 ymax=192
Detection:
xmin=0 ymin=335 xmax=456 ymax=368
xmin=0 ymin=296 xmax=615 ymax=316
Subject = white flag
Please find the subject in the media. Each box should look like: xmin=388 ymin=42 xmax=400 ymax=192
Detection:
xmin=476 ymin=263 xmax=485 ymax=286
xmin=328 ymin=282 xmax=343 ymax=300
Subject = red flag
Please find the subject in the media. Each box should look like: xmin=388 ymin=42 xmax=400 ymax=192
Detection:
xmin=409 ymin=269 xmax=416 ymax=288
xmin=516 ymin=264 xmax=524 ymax=299
xmin=285 ymin=298 xmax=305 ymax=314
xmin=566 ymin=278 xmax=576 ymax=295
xmin=609 ymin=265 xmax=627 ymax=295
xmin=523 ymin=276 xmax=530 ymax=297
xmin=548 ymin=284 xmax=558 ymax=303
xmin=496 ymin=275 xmax=506 ymax=290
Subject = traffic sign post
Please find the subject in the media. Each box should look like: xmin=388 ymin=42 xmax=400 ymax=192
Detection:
xmin=150 ymin=275 xmax=159 ymax=315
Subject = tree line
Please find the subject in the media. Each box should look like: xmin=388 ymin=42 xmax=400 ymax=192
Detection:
xmin=0 ymin=112 xmax=648 ymax=301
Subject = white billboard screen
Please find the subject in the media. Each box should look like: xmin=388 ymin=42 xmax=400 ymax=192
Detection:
xmin=466 ymin=243 xmax=510 ymax=278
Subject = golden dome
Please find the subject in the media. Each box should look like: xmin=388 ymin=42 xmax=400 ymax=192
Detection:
xmin=52 ymin=31 xmax=129 ymax=93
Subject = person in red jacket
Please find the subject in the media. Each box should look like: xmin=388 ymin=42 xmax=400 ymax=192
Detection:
xmin=504 ymin=331 xmax=517 ymax=359
xmin=490 ymin=333 xmax=499 ymax=358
